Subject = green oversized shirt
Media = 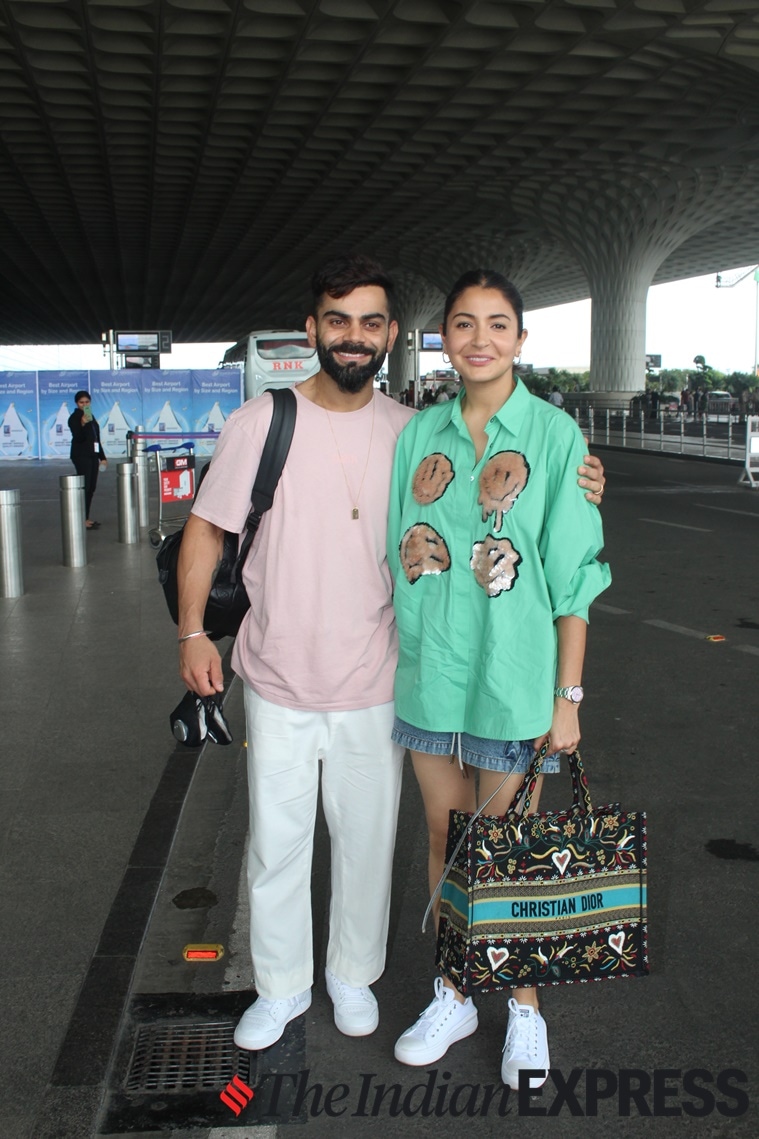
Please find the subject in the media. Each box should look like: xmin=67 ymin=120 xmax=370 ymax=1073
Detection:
xmin=387 ymin=380 xmax=611 ymax=740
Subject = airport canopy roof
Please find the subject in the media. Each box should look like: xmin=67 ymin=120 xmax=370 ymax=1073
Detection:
xmin=1 ymin=0 xmax=758 ymax=343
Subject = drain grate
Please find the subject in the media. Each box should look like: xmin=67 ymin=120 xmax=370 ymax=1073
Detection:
xmin=100 ymin=992 xmax=304 ymax=1132
xmin=126 ymin=1020 xmax=249 ymax=1093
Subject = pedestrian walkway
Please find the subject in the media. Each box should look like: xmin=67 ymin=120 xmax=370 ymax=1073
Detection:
xmin=1 ymin=453 xmax=758 ymax=1138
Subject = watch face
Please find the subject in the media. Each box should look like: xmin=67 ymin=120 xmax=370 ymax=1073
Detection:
xmin=570 ymin=686 xmax=584 ymax=703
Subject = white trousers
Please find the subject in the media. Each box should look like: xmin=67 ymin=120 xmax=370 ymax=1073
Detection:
xmin=243 ymin=687 xmax=404 ymax=1000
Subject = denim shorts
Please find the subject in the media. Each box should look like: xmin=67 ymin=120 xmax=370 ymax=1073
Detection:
xmin=391 ymin=716 xmax=561 ymax=774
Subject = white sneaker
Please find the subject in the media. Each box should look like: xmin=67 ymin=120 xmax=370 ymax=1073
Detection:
xmin=233 ymin=989 xmax=311 ymax=1050
xmin=325 ymin=968 xmax=379 ymax=1036
xmin=501 ymin=997 xmax=550 ymax=1089
xmin=394 ymin=977 xmax=478 ymax=1066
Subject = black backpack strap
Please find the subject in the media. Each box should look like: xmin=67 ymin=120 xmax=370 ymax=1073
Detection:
xmin=233 ymin=387 xmax=297 ymax=575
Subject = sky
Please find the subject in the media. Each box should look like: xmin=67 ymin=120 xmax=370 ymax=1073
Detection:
xmin=0 ymin=264 xmax=757 ymax=377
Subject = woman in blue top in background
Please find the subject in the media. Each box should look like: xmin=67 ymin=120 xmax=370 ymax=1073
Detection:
xmin=388 ymin=270 xmax=611 ymax=1088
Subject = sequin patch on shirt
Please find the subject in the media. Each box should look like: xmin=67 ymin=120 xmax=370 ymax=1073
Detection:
xmin=478 ymin=450 xmax=530 ymax=532
xmin=412 ymin=452 xmax=455 ymax=505
xmin=470 ymin=534 xmax=521 ymax=597
xmin=400 ymin=523 xmax=452 ymax=584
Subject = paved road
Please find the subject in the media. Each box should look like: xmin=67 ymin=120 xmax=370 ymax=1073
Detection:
xmin=1 ymin=452 xmax=758 ymax=1138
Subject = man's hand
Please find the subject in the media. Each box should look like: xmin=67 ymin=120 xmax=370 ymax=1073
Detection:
xmin=180 ymin=635 xmax=224 ymax=696
xmin=177 ymin=513 xmax=225 ymax=694
xmin=578 ymin=451 xmax=605 ymax=505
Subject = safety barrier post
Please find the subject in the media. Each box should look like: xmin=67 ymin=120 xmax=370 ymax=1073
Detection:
xmin=59 ymin=475 xmax=87 ymax=567
xmin=0 ymin=488 xmax=24 ymax=597
xmin=639 ymin=410 xmax=645 ymax=449
xmin=132 ymin=424 xmax=150 ymax=528
xmin=117 ymin=462 xmax=138 ymax=544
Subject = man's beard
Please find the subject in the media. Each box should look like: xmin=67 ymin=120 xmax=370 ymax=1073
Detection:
xmin=316 ymin=337 xmax=387 ymax=393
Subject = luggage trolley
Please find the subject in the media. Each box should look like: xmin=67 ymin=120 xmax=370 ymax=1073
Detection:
xmin=149 ymin=443 xmax=196 ymax=547
xmin=128 ymin=430 xmax=220 ymax=546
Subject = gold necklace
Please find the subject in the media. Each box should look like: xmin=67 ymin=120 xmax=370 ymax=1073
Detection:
xmin=324 ymin=396 xmax=376 ymax=520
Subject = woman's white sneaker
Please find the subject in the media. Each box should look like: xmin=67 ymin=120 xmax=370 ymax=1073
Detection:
xmin=394 ymin=977 xmax=478 ymax=1066
xmin=501 ymin=997 xmax=550 ymax=1089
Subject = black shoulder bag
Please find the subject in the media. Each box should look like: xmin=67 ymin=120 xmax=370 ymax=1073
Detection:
xmin=156 ymin=387 xmax=296 ymax=640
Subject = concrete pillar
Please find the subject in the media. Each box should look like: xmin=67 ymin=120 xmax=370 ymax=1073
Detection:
xmin=384 ymin=269 xmax=444 ymax=394
xmin=512 ymin=166 xmax=737 ymax=402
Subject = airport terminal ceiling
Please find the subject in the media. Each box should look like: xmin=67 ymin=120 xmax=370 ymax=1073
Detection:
xmin=1 ymin=0 xmax=759 ymax=345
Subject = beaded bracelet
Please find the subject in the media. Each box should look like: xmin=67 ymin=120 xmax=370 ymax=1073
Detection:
xmin=178 ymin=630 xmax=209 ymax=643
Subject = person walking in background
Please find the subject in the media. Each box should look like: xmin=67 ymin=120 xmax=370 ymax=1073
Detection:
xmin=547 ymin=385 xmax=564 ymax=408
xmin=68 ymin=390 xmax=106 ymax=529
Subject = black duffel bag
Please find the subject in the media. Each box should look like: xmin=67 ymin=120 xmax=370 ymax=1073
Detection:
xmin=156 ymin=387 xmax=296 ymax=640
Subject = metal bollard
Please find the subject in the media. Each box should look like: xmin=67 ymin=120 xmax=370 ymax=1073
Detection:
xmin=0 ymin=488 xmax=24 ymax=597
xmin=132 ymin=424 xmax=150 ymax=528
xmin=117 ymin=462 xmax=138 ymax=544
xmin=60 ymin=475 xmax=87 ymax=567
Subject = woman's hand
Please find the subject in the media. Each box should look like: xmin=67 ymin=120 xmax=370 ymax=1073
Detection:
xmin=534 ymin=699 xmax=581 ymax=756
xmin=99 ymin=459 xmax=107 ymax=470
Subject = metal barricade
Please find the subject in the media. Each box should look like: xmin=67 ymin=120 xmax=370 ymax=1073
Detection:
xmin=117 ymin=462 xmax=138 ymax=544
xmin=0 ymin=488 xmax=23 ymax=597
xmin=59 ymin=475 xmax=87 ymax=567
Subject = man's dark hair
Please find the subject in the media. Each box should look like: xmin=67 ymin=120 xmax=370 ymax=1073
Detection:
xmin=311 ymin=253 xmax=395 ymax=314
xmin=74 ymin=390 xmax=91 ymax=402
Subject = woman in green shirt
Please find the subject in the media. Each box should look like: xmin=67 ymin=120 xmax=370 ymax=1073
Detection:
xmin=388 ymin=269 xmax=611 ymax=1088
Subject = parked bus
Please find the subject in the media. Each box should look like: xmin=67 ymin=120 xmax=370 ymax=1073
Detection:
xmin=222 ymin=330 xmax=319 ymax=401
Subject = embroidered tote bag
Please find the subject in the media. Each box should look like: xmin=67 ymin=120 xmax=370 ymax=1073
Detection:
xmin=434 ymin=749 xmax=648 ymax=995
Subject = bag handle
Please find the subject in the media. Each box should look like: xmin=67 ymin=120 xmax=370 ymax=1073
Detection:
xmin=230 ymin=387 xmax=297 ymax=584
xmin=421 ymin=744 xmax=591 ymax=933
xmin=509 ymin=746 xmax=593 ymax=818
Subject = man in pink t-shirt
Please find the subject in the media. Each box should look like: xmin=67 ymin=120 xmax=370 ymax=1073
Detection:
xmin=178 ymin=254 xmax=413 ymax=1050
xmin=177 ymin=254 xmax=606 ymax=1054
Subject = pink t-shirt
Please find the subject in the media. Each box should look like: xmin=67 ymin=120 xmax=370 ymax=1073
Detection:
xmin=193 ymin=386 xmax=414 ymax=711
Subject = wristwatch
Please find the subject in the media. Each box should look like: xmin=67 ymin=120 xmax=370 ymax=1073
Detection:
xmin=554 ymin=685 xmax=584 ymax=704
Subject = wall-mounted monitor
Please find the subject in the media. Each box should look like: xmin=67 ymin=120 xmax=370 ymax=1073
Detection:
xmin=420 ymin=331 xmax=443 ymax=351
xmin=116 ymin=331 xmax=160 ymax=353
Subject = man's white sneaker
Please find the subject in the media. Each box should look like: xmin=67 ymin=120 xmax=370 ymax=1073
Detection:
xmin=233 ymin=989 xmax=311 ymax=1050
xmin=394 ymin=977 xmax=478 ymax=1066
xmin=325 ymin=968 xmax=379 ymax=1037
xmin=500 ymin=997 xmax=550 ymax=1089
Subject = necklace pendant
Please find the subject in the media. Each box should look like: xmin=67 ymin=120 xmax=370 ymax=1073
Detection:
xmin=352 ymin=507 xmax=359 ymax=520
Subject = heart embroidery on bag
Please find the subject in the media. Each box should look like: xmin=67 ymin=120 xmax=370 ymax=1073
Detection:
xmin=552 ymin=849 xmax=571 ymax=876
xmin=487 ymin=947 xmax=510 ymax=973
xmin=608 ymin=931 xmax=625 ymax=955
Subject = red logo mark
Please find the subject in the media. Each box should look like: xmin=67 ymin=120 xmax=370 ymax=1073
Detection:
xmin=220 ymin=1073 xmax=255 ymax=1116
